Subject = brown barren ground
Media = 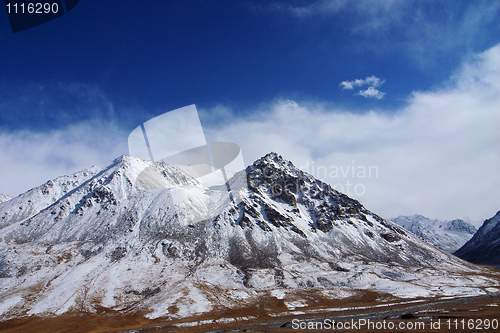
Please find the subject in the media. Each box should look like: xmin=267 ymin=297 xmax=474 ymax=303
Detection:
xmin=1 ymin=291 xmax=499 ymax=333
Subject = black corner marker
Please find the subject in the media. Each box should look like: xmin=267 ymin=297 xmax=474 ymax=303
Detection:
xmin=3 ymin=0 xmax=78 ymax=33
xmin=63 ymin=0 xmax=78 ymax=12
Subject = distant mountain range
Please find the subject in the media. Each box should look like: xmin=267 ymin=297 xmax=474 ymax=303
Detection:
xmin=455 ymin=211 xmax=500 ymax=266
xmin=0 ymin=153 xmax=498 ymax=322
xmin=391 ymin=215 xmax=477 ymax=253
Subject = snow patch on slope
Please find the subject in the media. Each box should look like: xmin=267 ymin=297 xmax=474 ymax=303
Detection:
xmin=0 ymin=194 xmax=11 ymax=204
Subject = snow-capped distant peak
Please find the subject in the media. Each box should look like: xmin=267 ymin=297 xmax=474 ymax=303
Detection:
xmin=443 ymin=219 xmax=477 ymax=234
xmin=391 ymin=215 xmax=476 ymax=253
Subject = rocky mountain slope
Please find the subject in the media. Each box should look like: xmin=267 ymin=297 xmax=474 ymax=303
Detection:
xmin=391 ymin=215 xmax=477 ymax=252
xmin=454 ymin=211 xmax=500 ymax=265
xmin=0 ymin=153 xmax=498 ymax=322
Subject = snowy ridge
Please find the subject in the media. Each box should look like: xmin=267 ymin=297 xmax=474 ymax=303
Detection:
xmin=0 ymin=164 xmax=104 ymax=230
xmin=0 ymin=153 xmax=498 ymax=321
xmin=391 ymin=215 xmax=477 ymax=252
xmin=0 ymin=194 xmax=11 ymax=204
xmin=455 ymin=211 xmax=500 ymax=265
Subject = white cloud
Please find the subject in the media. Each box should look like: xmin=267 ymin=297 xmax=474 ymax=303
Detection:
xmin=0 ymin=122 xmax=128 ymax=197
xmin=340 ymin=76 xmax=384 ymax=90
xmin=340 ymin=76 xmax=385 ymax=98
xmin=364 ymin=76 xmax=384 ymax=87
xmin=339 ymin=81 xmax=354 ymax=90
xmin=358 ymin=87 xmax=385 ymax=99
xmin=205 ymin=43 xmax=500 ymax=222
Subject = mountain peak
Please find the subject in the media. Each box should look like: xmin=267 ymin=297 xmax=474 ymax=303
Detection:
xmin=444 ymin=219 xmax=477 ymax=234
xmin=412 ymin=214 xmax=433 ymax=221
xmin=254 ymin=152 xmax=294 ymax=168
xmin=261 ymin=151 xmax=282 ymax=160
xmin=113 ymin=154 xmax=133 ymax=164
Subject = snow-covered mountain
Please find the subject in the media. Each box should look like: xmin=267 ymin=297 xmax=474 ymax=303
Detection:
xmin=454 ymin=211 xmax=500 ymax=265
xmin=0 ymin=153 xmax=498 ymax=322
xmin=0 ymin=194 xmax=11 ymax=203
xmin=391 ymin=215 xmax=477 ymax=252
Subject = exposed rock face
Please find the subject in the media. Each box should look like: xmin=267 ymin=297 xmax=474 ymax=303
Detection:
xmin=455 ymin=211 xmax=500 ymax=265
xmin=0 ymin=153 xmax=498 ymax=320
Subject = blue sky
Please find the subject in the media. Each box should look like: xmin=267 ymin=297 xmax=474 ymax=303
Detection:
xmin=1 ymin=0 xmax=500 ymax=221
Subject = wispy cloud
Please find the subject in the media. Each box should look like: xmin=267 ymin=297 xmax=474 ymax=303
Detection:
xmin=260 ymin=0 xmax=500 ymax=65
xmin=0 ymin=82 xmax=125 ymax=134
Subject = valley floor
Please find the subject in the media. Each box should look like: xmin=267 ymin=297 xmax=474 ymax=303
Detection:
xmin=1 ymin=291 xmax=499 ymax=333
